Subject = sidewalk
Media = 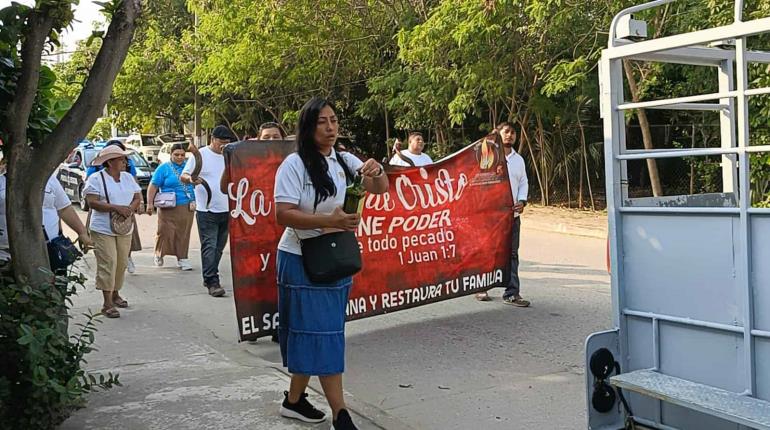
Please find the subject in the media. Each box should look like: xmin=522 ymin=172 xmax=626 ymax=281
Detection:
xmin=60 ymin=247 xmax=410 ymax=430
xmin=58 ymin=206 xmax=605 ymax=429
xmin=522 ymin=205 xmax=607 ymax=239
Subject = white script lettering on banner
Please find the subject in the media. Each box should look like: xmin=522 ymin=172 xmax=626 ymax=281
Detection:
xmin=395 ymin=168 xmax=469 ymax=211
xmin=229 ymin=178 xmax=272 ymax=225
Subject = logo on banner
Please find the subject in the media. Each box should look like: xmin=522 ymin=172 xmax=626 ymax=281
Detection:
xmin=470 ymin=135 xmax=506 ymax=187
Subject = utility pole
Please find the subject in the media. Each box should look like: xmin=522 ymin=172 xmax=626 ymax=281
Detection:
xmin=193 ymin=12 xmax=202 ymax=148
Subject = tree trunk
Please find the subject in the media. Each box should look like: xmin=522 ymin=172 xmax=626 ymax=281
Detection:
xmin=4 ymin=8 xmax=56 ymax=285
xmin=6 ymin=0 xmax=142 ymax=286
xmin=623 ymin=59 xmax=663 ymax=197
xmin=536 ymin=115 xmax=549 ymax=206
xmin=577 ymin=103 xmax=595 ymax=211
xmin=578 ymin=153 xmax=584 ymax=208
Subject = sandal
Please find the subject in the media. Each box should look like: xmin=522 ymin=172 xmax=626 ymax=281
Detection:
xmin=113 ymin=297 xmax=128 ymax=308
xmin=475 ymin=292 xmax=492 ymax=302
xmin=101 ymin=307 xmax=120 ymax=318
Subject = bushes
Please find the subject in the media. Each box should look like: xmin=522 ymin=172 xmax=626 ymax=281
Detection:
xmin=0 ymin=267 xmax=119 ymax=429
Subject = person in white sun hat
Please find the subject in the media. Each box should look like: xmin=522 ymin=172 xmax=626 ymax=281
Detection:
xmin=83 ymin=145 xmax=142 ymax=318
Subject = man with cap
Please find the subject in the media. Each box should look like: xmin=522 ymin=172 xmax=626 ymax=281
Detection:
xmin=181 ymin=125 xmax=236 ymax=297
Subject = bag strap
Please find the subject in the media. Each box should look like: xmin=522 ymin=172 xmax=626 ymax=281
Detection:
xmin=99 ymin=171 xmax=111 ymax=204
xmin=334 ymin=151 xmax=355 ymax=186
xmin=170 ymin=163 xmax=193 ymax=200
xmin=296 ymin=151 xmax=356 ymax=242
xmin=395 ymin=151 xmax=416 ymax=167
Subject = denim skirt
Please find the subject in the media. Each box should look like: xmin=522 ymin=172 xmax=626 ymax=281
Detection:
xmin=277 ymin=250 xmax=352 ymax=376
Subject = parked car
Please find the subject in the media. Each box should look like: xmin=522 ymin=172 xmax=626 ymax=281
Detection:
xmin=156 ymin=133 xmax=192 ymax=164
xmin=57 ymin=145 xmax=154 ymax=211
xmin=125 ymin=133 xmax=160 ymax=163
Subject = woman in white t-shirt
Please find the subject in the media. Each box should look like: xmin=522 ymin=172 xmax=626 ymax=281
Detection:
xmin=83 ymin=146 xmax=142 ymax=318
xmin=273 ymin=98 xmax=388 ymax=430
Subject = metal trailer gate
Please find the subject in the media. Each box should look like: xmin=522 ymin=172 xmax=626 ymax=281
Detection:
xmin=585 ymin=1 xmax=770 ymax=429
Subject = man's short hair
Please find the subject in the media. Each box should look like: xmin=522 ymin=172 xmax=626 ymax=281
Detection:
xmin=496 ymin=122 xmax=516 ymax=133
xmin=408 ymin=132 xmax=423 ymax=141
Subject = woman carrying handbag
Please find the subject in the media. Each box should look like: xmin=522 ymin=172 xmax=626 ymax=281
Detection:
xmin=84 ymin=145 xmax=142 ymax=318
xmin=273 ymin=98 xmax=388 ymax=430
xmin=146 ymin=143 xmax=196 ymax=270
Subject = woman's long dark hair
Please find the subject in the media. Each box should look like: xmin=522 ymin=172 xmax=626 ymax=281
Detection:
xmin=296 ymin=97 xmax=337 ymax=208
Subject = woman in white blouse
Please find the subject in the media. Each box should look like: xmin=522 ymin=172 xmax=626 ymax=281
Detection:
xmin=84 ymin=146 xmax=142 ymax=318
xmin=273 ymin=98 xmax=388 ymax=430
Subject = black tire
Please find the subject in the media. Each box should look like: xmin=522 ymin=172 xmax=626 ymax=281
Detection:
xmin=78 ymin=184 xmax=89 ymax=211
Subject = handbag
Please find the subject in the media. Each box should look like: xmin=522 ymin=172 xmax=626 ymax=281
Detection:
xmin=299 ymin=152 xmax=362 ymax=283
xmin=153 ymin=191 xmax=176 ymax=208
xmin=100 ymin=171 xmax=134 ymax=236
xmin=169 ymin=163 xmax=196 ymax=212
xmin=300 ymin=231 xmax=361 ymax=283
xmin=45 ymin=230 xmax=82 ymax=271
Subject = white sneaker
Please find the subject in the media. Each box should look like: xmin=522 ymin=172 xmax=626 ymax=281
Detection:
xmin=178 ymin=259 xmax=193 ymax=271
xmin=153 ymin=256 xmax=164 ymax=267
xmin=127 ymin=257 xmax=136 ymax=274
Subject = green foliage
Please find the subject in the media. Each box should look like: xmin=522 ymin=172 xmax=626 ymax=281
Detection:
xmin=87 ymin=117 xmax=113 ymax=141
xmin=110 ymin=0 xmax=195 ymax=131
xmin=51 ymin=0 xmax=770 ymax=207
xmin=0 ymin=3 xmax=72 ymax=150
xmin=0 ymin=267 xmax=119 ymax=429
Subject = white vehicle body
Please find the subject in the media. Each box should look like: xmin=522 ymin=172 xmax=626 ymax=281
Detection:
xmin=126 ymin=134 xmax=160 ymax=163
xmin=586 ymin=1 xmax=770 ymax=429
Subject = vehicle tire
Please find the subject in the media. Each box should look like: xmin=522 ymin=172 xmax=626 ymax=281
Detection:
xmin=79 ymin=184 xmax=89 ymax=211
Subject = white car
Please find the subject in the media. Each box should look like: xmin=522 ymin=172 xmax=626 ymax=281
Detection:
xmin=156 ymin=134 xmax=192 ymax=164
xmin=125 ymin=133 xmax=160 ymax=163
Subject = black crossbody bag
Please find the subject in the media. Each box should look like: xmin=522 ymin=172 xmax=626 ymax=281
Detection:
xmin=44 ymin=229 xmax=82 ymax=271
xmin=299 ymin=153 xmax=362 ymax=283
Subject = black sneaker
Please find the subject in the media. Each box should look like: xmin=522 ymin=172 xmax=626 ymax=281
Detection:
xmin=332 ymin=409 xmax=358 ymax=430
xmin=279 ymin=391 xmax=326 ymax=423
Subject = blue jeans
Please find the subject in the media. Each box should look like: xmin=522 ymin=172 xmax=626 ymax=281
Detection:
xmin=196 ymin=211 xmax=229 ymax=286
xmin=503 ymin=217 xmax=521 ymax=299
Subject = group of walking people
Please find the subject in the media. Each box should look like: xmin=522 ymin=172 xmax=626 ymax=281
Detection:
xmin=79 ymin=122 xmax=289 ymax=316
xmin=2 ymin=93 xmax=530 ymax=430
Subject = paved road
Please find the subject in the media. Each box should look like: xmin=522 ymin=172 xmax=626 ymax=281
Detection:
xmin=65 ymin=211 xmax=610 ymax=430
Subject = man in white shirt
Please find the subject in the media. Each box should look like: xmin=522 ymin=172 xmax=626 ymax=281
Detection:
xmin=0 ymin=173 xmax=92 ymax=265
xmin=181 ymin=125 xmax=236 ymax=297
xmin=476 ymin=122 xmax=530 ymax=307
xmin=388 ymin=132 xmax=433 ymax=167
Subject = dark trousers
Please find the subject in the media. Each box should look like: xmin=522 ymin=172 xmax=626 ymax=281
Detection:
xmin=503 ymin=216 xmax=521 ymax=299
xmin=196 ymin=211 xmax=229 ymax=286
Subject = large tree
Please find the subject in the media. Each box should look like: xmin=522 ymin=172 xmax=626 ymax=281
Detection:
xmin=0 ymin=0 xmax=142 ymax=285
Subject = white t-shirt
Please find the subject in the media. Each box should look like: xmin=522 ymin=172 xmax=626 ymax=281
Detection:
xmin=83 ymin=171 xmax=141 ymax=236
xmin=274 ymin=150 xmax=363 ymax=255
xmin=182 ymin=146 xmax=228 ymax=213
xmin=42 ymin=175 xmax=72 ymax=239
xmin=388 ymin=150 xmax=433 ymax=167
xmin=0 ymin=174 xmax=72 ymax=260
xmin=506 ymin=150 xmax=529 ymax=218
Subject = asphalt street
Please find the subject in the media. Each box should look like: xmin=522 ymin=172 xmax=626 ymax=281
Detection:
xmin=63 ymin=208 xmax=610 ymax=430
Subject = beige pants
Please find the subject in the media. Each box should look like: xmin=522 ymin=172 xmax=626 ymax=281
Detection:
xmin=91 ymin=230 xmax=132 ymax=292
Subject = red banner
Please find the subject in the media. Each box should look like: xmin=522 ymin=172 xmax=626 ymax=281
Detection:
xmin=225 ymin=139 xmax=514 ymax=341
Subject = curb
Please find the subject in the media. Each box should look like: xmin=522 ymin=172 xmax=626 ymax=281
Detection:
xmin=525 ymin=221 xmax=606 ymax=240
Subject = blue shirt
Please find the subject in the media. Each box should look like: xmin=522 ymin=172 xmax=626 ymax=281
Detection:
xmin=87 ymin=159 xmax=137 ymax=178
xmin=151 ymin=161 xmax=194 ymax=206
